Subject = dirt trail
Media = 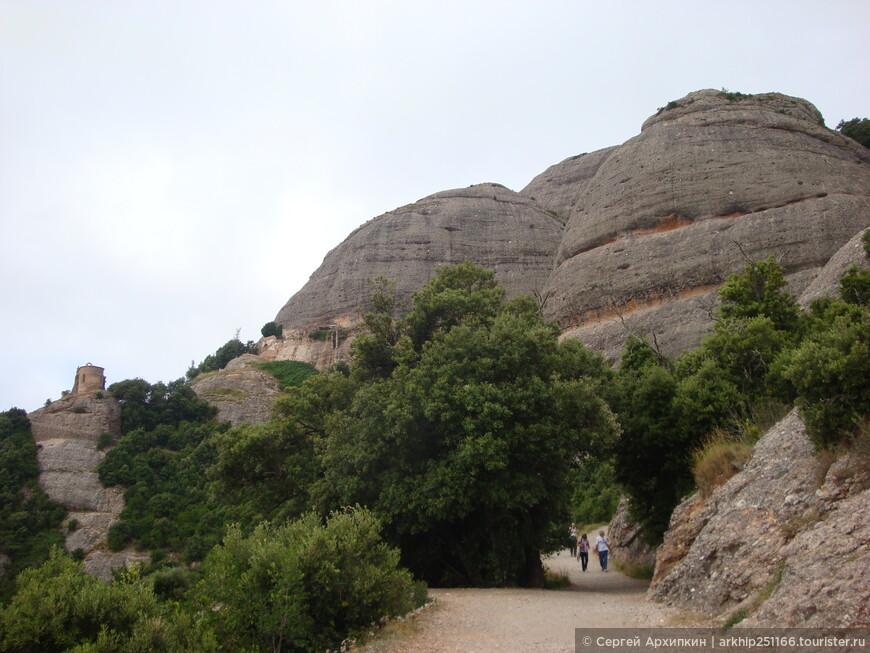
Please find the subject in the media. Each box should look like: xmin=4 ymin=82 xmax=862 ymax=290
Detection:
xmin=356 ymin=550 xmax=679 ymax=652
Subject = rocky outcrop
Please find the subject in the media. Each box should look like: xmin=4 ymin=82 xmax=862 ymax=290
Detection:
xmin=28 ymin=392 xmax=147 ymax=579
xmin=798 ymin=227 xmax=870 ymax=308
xmin=270 ymin=91 xmax=870 ymax=368
xmin=274 ymin=183 xmax=563 ymax=335
xmin=608 ymin=497 xmax=657 ymax=571
xmin=540 ymin=90 xmax=870 ymax=360
xmin=648 ymin=409 xmax=870 ymax=627
xmin=191 ymin=353 xmax=282 ymax=425
xmin=521 ymin=147 xmax=617 ymax=222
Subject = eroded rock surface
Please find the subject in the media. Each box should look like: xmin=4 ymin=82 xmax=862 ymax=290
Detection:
xmin=274 ymin=183 xmax=563 ymax=334
xmin=608 ymin=497 xmax=657 ymax=572
xmin=28 ymin=393 xmax=143 ymax=579
xmin=271 ymin=91 xmax=870 ymax=369
xmin=191 ymin=353 xmax=282 ymax=425
xmin=648 ymin=409 xmax=870 ymax=627
xmin=541 ymin=90 xmax=870 ymax=359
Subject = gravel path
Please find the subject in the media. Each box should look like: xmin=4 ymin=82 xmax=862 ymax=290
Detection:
xmin=356 ymin=550 xmax=679 ymax=652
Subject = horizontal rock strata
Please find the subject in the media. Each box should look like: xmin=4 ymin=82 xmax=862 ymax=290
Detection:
xmin=538 ymin=90 xmax=870 ymax=357
xmin=28 ymin=393 xmax=139 ymax=580
xmin=274 ymin=183 xmax=563 ymax=333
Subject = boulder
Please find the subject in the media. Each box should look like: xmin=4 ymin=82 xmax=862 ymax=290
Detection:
xmin=269 ymin=91 xmax=870 ymax=368
xmin=607 ymin=497 xmax=657 ymax=572
xmin=648 ymin=409 xmax=870 ymax=627
xmin=798 ymin=227 xmax=870 ymax=308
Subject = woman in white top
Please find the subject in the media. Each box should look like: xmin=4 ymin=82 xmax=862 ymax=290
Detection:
xmin=595 ymin=529 xmax=610 ymax=571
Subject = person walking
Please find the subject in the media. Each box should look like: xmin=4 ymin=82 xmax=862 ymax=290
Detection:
xmin=595 ymin=529 xmax=610 ymax=572
xmin=577 ymin=533 xmax=590 ymax=571
xmin=568 ymin=523 xmax=578 ymax=557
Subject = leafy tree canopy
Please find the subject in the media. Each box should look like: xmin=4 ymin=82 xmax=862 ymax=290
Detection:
xmin=287 ymin=263 xmax=618 ymax=586
xmin=108 ymin=378 xmax=216 ymax=434
xmin=836 ymin=117 xmax=870 ymax=148
xmin=260 ymin=320 xmax=283 ymax=338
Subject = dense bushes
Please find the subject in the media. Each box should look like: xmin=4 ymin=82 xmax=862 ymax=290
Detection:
xmin=0 ymin=549 xmax=218 ymax=652
xmin=109 ymin=378 xmax=216 ymax=434
xmin=99 ymin=421 xmax=231 ymax=561
xmin=185 ymin=338 xmax=256 ymax=381
xmin=0 ymin=409 xmax=65 ymax=602
xmin=1 ymin=509 xmax=417 ymax=652
xmin=196 ymin=508 xmax=420 ymax=652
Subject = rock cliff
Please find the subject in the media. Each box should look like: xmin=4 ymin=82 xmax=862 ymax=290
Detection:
xmin=274 ymin=183 xmax=563 ymax=334
xmin=28 ymin=392 xmax=148 ymax=579
xmin=271 ymin=90 xmax=870 ymax=368
xmin=648 ymin=409 xmax=869 ymax=627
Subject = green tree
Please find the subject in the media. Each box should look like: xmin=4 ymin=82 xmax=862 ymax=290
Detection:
xmin=838 ymin=229 xmax=870 ymax=306
xmin=781 ymin=302 xmax=870 ymax=447
xmin=185 ymin=338 xmax=255 ymax=381
xmin=210 ymin=417 xmax=318 ymax=525
xmin=612 ymin=341 xmax=683 ymax=543
xmin=260 ymin=321 xmax=283 ymax=338
xmin=717 ymin=255 xmax=801 ymax=334
xmin=0 ymin=409 xmax=65 ymax=602
xmin=109 ymin=378 xmax=216 ymax=434
xmin=836 ymin=117 xmax=870 ymax=147
xmin=306 ymin=264 xmax=617 ymax=586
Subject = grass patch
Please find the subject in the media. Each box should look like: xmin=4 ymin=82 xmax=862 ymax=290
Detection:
xmin=258 ymin=360 xmax=318 ymax=390
xmin=613 ymin=559 xmax=654 ymax=580
xmin=543 ymin=568 xmax=571 ymax=589
xmin=692 ymin=430 xmax=754 ymax=498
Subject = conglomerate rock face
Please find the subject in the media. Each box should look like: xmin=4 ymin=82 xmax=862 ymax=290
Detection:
xmin=274 ymin=183 xmax=563 ymax=333
xmin=648 ymin=410 xmax=870 ymax=627
xmin=28 ymin=392 xmax=148 ymax=579
xmin=270 ymin=90 xmax=870 ymax=368
xmin=536 ymin=89 xmax=870 ymax=360
xmin=191 ymin=353 xmax=282 ymax=425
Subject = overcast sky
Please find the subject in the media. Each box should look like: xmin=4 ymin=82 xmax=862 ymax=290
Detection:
xmin=2 ymin=0 xmax=868 ymax=412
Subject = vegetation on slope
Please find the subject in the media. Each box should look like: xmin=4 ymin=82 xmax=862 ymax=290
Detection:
xmin=1 ymin=240 xmax=868 ymax=649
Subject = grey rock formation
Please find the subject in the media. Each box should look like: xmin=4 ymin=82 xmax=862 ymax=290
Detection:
xmin=798 ymin=227 xmax=870 ymax=308
xmin=521 ymin=147 xmax=617 ymax=222
xmin=270 ymin=91 xmax=870 ymax=369
xmin=274 ymin=183 xmax=563 ymax=334
xmin=540 ymin=90 xmax=870 ymax=360
xmin=191 ymin=353 xmax=282 ymax=425
xmin=28 ymin=392 xmax=138 ymax=580
xmin=648 ymin=409 xmax=870 ymax=627
xmin=607 ymin=497 xmax=657 ymax=571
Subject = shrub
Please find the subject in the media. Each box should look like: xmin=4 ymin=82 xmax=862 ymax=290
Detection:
xmin=782 ymin=307 xmax=870 ymax=448
xmin=692 ymin=430 xmax=754 ymax=498
xmin=195 ymin=507 xmax=420 ymax=652
xmin=0 ymin=549 xmax=218 ymax=651
xmin=837 ymin=118 xmax=870 ymax=148
xmin=96 ymin=431 xmax=116 ymax=450
xmin=543 ymin=568 xmax=570 ymax=589
xmin=261 ymin=321 xmax=283 ymax=338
